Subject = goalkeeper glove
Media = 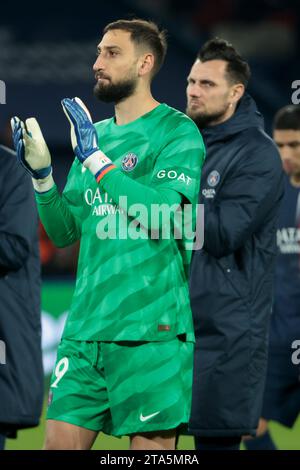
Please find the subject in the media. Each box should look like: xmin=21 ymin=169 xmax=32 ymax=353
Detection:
xmin=11 ymin=117 xmax=54 ymax=192
xmin=61 ymin=97 xmax=116 ymax=182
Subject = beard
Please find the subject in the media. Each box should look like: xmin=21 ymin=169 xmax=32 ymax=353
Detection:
xmin=186 ymin=102 xmax=231 ymax=129
xmin=94 ymin=75 xmax=138 ymax=104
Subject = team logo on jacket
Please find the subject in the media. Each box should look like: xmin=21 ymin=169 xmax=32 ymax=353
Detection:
xmin=121 ymin=153 xmax=138 ymax=171
xmin=207 ymin=170 xmax=220 ymax=187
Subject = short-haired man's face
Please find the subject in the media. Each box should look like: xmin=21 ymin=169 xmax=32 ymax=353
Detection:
xmin=93 ymin=29 xmax=140 ymax=103
xmin=273 ymin=129 xmax=300 ymax=177
xmin=186 ymin=59 xmax=235 ymax=127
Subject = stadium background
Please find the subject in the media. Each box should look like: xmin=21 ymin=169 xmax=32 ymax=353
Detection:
xmin=1 ymin=0 xmax=299 ymax=449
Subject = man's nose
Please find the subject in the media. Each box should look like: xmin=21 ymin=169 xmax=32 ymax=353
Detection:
xmin=280 ymin=145 xmax=293 ymax=161
xmin=187 ymin=84 xmax=201 ymax=99
xmin=93 ymin=55 xmax=105 ymax=72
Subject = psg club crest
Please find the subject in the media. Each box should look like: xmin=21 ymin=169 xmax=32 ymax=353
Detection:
xmin=207 ymin=170 xmax=220 ymax=187
xmin=121 ymin=153 xmax=138 ymax=171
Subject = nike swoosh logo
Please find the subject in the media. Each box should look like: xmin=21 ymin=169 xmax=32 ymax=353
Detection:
xmin=139 ymin=411 xmax=160 ymax=422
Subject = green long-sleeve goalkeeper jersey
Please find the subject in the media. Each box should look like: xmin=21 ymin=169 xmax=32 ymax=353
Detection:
xmin=36 ymin=103 xmax=205 ymax=341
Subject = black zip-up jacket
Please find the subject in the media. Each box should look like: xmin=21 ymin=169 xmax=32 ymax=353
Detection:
xmin=0 ymin=145 xmax=43 ymax=435
xmin=189 ymin=94 xmax=284 ymax=437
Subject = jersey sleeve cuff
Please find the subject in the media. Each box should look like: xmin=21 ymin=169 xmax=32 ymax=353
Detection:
xmin=32 ymin=172 xmax=55 ymax=193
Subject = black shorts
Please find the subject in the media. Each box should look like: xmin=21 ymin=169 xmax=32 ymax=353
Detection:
xmin=261 ymin=345 xmax=300 ymax=428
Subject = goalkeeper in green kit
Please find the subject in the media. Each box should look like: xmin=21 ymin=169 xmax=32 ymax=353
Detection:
xmin=11 ymin=19 xmax=205 ymax=450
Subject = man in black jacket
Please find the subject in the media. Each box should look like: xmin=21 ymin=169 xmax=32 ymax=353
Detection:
xmin=0 ymin=144 xmax=43 ymax=449
xmin=186 ymin=38 xmax=284 ymax=450
xmin=245 ymin=106 xmax=300 ymax=450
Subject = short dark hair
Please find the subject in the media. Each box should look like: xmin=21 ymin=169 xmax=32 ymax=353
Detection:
xmin=103 ymin=19 xmax=167 ymax=77
xmin=273 ymin=105 xmax=300 ymax=131
xmin=197 ymin=38 xmax=251 ymax=87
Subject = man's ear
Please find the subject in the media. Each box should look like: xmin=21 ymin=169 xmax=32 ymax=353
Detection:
xmin=230 ymin=83 xmax=245 ymax=105
xmin=138 ymin=53 xmax=155 ymax=77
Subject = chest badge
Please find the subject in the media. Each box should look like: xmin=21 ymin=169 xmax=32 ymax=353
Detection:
xmin=207 ymin=170 xmax=220 ymax=187
xmin=121 ymin=153 xmax=138 ymax=171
